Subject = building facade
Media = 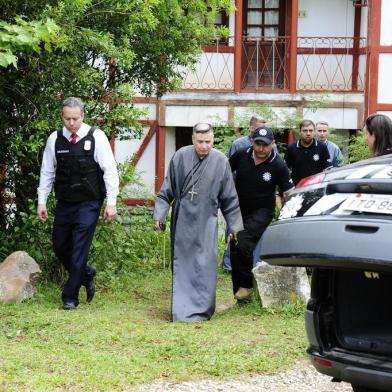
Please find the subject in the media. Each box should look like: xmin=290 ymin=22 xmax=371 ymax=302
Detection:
xmin=114 ymin=0 xmax=392 ymax=205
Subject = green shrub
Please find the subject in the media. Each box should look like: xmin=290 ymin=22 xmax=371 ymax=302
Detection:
xmin=348 ymin=130 xmax=371 ymax=163
xmin=0 ymin=164 xmax=171 ymax=285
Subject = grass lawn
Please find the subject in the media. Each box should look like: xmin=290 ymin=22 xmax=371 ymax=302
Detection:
xmin=0 ymin=270 xmax=307 ymax=391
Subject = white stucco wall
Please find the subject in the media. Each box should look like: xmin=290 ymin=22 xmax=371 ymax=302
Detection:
xmin=233 ymin=106 xmax=297 ymax=127
xmin=297 ymin=55 xmax=354 ymax=91
xmin=378 ymin=111 xmax=392 ymax=120
xmin=303 ymin=107 xmax=358 ymax=129
xmin=298 ymin=0 xmax=355 ymax=37
xmin=114 ymin=126 xmax=156 ymax=194
xmin=378 ymin=54 xmax=392 ymax=103
xmin=182 ymin=52 xmax=234 ymax=90
xmin=381 ymin=0 xmax=392 ymax=45
xmin=133 ymin=103 xmax=156 ymax=120
xmin=165 ymin=105 xmax=229 ymax=127
xmin=164 ymin=127 xmax=176 ymax=174
xmin=360 ymin=6 xmax=368 ymax=38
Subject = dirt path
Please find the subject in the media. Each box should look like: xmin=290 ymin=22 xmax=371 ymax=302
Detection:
xmin=137 ymin=361 xmax=353 ymax=392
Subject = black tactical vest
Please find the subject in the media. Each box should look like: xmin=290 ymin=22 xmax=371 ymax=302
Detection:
xmin=54 ymin=127 xmax=106 ymax=203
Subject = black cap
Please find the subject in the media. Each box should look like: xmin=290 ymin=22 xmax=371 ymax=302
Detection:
xmin=251 ymin=127 xmax=274 ymax=144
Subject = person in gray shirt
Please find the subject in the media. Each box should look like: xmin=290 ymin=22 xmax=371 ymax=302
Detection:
xmin=316 ymin=121 xmax=344 ymax=167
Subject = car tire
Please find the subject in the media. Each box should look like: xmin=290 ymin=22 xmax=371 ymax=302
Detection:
xmin=351 ymin=385 xmax=383 ymax=392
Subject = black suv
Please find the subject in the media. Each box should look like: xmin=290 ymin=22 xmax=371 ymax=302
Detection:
xmin=261 ymin=154 xmax=392 ymax=392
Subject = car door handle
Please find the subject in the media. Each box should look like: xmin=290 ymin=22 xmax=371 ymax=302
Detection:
xmin=345 ymin=225 xmax=379 ymax=234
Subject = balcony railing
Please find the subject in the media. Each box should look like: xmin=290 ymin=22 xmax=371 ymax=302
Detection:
xmin=181 ymin=36 xmax=366 ymax=92
xmin=297 ymin=36 xmax=367 ymax=91
xmin=241 ymin=36 xmax=290 ymax=90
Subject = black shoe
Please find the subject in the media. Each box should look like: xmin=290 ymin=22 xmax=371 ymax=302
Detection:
xmin=86 ymin=279 xmax=96 ymax=303
xmin=63 ymin=302 xmax=77 ymax=310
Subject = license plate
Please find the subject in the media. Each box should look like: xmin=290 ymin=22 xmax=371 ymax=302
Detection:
xmin=340 ymin=193 xmax=392 ymax=214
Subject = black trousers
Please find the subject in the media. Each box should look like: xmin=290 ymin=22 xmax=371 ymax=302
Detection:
xmin=53 ymin=199 xmax=102 ymax=305
xmin=231 ymin=208 xmax=274 ymax=294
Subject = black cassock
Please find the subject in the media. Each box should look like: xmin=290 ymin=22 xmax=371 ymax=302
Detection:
xmin=154 ymin=146 xmax=243 ymax=322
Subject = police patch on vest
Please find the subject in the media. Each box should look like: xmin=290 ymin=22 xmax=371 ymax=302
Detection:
xmin=84 ymin=140 xmax=92 ymax=151
xmin=57 ymin=150 xmax=70 ymax=154
xmin=313 ymin=154 xmax=320 ymax=161
xmin=262 ymin=172 xmax=272 ymax=181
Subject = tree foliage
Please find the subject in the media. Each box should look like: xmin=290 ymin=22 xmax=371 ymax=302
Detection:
xmin=0 ymin=17 xmax=59 ymax=68
xmin=0 ymin=0 xmax=234 ymax=230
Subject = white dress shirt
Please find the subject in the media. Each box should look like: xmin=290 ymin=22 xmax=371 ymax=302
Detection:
xmin=37 ymin=123 xmax=119 ymax=206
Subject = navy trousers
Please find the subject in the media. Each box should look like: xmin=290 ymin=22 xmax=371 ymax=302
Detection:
xmin=53 ymin=200 xmax=102 ymax=305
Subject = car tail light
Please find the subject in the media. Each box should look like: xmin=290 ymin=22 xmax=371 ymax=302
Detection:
xmin=314 ymin=357 xmax=333 ymax=368
xmin=296 ymin=173 xmax=326 ymax=189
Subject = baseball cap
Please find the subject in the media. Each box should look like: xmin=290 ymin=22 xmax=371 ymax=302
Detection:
xmin=251 ymin=127 xmax=274 ymax=144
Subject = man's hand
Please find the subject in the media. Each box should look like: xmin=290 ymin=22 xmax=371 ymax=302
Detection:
xmin=228 ymin=232 xmax=237 ymax=243
xmin=37 ymin=204 xmax=48 ymax=222
xmin=104 ymin=205 xmax=117 ymax=222
xmin=155 ymin=220 xmax=163 ymax=231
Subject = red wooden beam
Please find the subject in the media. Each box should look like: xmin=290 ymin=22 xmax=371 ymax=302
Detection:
xmin=202 ymin=45 xmax=235 ymax=54
xmin=351 ymin=6 xmax=362 ymax=91
xmin=289 ymin=0 xmax=298 ymax=93
xmin=365 ymin=0 xmax=382 ymax=118
xmin=379 ymin=46 xmax=392 ymax=53
xmin=155 ymin=126 xmax=166 ymax=193
xmin=374 ymin=103 xmax=392 ymax=111
xmin=131 ymin=121 xmax=158 ymax=166
xmin=234 ymin=0 xmax=243 ymax=92
xmin=122 ymin=198 xmax=154 ymax=206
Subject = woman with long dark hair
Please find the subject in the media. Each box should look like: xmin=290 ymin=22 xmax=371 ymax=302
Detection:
xmin=364 ymin=113 xmax=392 ymax=156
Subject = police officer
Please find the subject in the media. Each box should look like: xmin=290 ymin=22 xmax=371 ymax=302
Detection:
xmin=285 ymin=119 xmax=332 ymax=185
xmin=229 ymin=127 xmax=294 ymax=301
xmin=37 ymin=97 xmax=119 ymax=309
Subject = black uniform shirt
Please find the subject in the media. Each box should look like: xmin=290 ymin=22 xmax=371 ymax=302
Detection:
xmin=285 ymin=139 xmax=331 ymax=185
xmin=229 ymin=148 xmax=293 ymax=216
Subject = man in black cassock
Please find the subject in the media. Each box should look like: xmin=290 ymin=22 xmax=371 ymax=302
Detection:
xmin=153 ymin=123 xmax=243 ymax=322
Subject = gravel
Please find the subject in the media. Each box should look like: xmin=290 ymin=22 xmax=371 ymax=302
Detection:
xmin=137 ymin=361 xmax=353 ymax=392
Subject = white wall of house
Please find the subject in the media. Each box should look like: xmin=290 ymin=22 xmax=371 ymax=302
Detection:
xmin=182 ymin=52 xmax=234 ymax=90
xmin=360 ymin=6 xmax=368 ymax=38
xmin=132 ymin=103 xmax=156 ymax=120
xmin=229 ymin=14 xmax=235 ymax=45
xmin=303 ymin=107 xmax=358 ymax=129
xmin=298 ymin=0 xmax=355 ymax=37
xmin=378 ymin=111 xmax=392 ymax=120
xmin=378 ymin=1 xmax=392 ymax=106
xmin=381 ymin=0 xmax=392 ymax=45
xmin=115 ymin=126 xmax=156 ymax=194
xmin=234 ymin=106 xmax=297 ymax=127
xmin=297 ymin=55 xmax=354 ymax=91
xmin=377 ymin=54 xmax=392 ymax=104
xmin=165 ymin=127 xmax=176 ymax=173
xmin=359 ymin=54 xmax=366 ymax=91
xmin=165 ymin=105 xmax=229 ymax=127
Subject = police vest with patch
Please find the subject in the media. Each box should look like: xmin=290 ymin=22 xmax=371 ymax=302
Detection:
xmin=54 ymin=127 xmax=106 ymax=203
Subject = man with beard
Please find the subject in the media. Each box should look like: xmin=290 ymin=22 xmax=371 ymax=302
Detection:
xmin=285 ymin=119 xmax=331 ymax=185
xmin=229 ymin=127 xmax=294 ymax=301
